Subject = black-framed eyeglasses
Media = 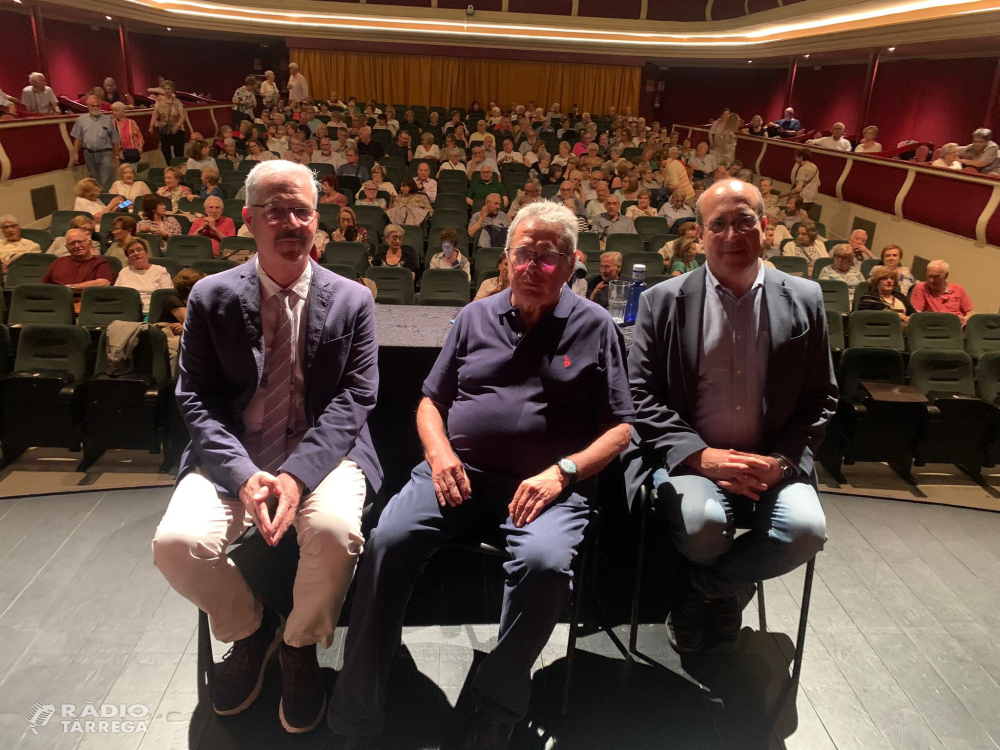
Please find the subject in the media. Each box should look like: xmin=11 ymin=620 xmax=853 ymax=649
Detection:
xmin=251 ymin=204 xmax=317 ymax=224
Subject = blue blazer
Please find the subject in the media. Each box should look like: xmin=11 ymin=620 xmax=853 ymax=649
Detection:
xmin=176 ymin=259 xmax=382 ymax=496
xmin=622 ymin=265 xmax=837 ymax=507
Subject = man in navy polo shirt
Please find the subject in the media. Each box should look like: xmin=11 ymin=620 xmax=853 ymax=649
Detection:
xmin=330 ymin=202 xmax=634 ymax=750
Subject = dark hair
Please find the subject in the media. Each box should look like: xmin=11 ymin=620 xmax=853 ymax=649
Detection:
xmin=322 ymin=174 xmax=340 ymax=191
xmin=113 ymin=215 xmax=137 ymax=235
xmin=786 ymin=194 xmax=804 ymax=210
xmin=400 ymin=177 xmax=419 ymax=195
xmin=438 ymin=227 xmax=460 ymax=247
xmin=794 ymin=147 xmax=811 ymax=161
xmin=173 ymin=268 xmax=206 ymax=299
xmin=141 ymin=194 xmax=166 ymax=220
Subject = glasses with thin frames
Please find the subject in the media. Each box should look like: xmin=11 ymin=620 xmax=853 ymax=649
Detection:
xmin=508 ymin=247 xmax=569 ymax=270
xmin=705 ymin=215 xmax=759 ymax=236
xmin=252 ymin=204 xmax=317 ymax=224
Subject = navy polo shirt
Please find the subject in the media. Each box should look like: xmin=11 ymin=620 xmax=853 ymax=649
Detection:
xmin=422 ymin=288 xmax=634 ymax=480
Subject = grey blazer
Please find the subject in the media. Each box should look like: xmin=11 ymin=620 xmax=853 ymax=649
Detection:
xmin=622 ymin=264 xmax=837 ymax=507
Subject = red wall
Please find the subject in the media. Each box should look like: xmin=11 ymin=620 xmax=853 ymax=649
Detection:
xmin=0 ymin=10 xmax=38 ymax=97
xmin=45 ymin=19 xmax=125 ymax=100
xmin=789 ymin=62 xmax=868 ymax=138
xmin=653 ymin=66 xmax=787 ymax=129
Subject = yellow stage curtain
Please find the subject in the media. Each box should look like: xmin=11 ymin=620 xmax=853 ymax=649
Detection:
xmin=291 ymin=48 xmax=640 ymax=114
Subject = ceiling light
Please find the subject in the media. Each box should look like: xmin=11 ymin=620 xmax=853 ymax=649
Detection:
xmin=804 ymin=54 xmax=810 ymax=58
xmin=13 ymin=0 xmax=23 ymax=5
xmin=166 ymin=26 xmax=171 ymax=29
xmin=106 ymin=14 xmax=113 ymax=19
xmin=888 ymin=46 xmax=896 ymax=51
xmin=747 ymin=60 xmax=752 ymax=63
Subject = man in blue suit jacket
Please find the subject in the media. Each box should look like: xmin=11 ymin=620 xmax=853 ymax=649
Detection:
xmin=624 ymin=179 xmax=836 ymax=654
xmin=152 ymin=161 xmax=381 ymax=735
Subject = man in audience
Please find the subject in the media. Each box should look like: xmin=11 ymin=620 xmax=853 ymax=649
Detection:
xmin=153 ymin=160 xmax=381 ymax=736
xmin=189 ymin=196 xmax=237 ymax=257
xmin=586 ymin=182 xmax=611 ymax=223
xmin=659 ymin=189 xmax=695 ymax=228
xmin=808 ymin=122 xmax=852 ymax=151
xmin=581 ymin=171 xmax=602 ymax=203
xmin=286 ymin=62 xmax=309 ymax=105
xmin=959 ymin=128 xmax=1000 ymax=175
xmin=839 ymin=228 xmax=874 ymax=268
xmin=469 ymin=192 xmax=511 ymax=248
xmin=507 ymin=179 xmax=544 ymax=219
xmin=414 ymin=161 xmax=437 ymax=202
xmin=70 ymin=95 xmax=121 ymax=191
xmin=519 ymin=128 xmax=540 ymax=156
xmin=284 ymin=136 xmax=312 ymax=166
xmin=337 ymin=147 xmax=371 ymax=183
xmin=356 ymin=127 xmax=384 ymax=162
xmin=573 ymin=132 xmax=594 ymax=157
xmin=469 ymin=119 xmax=490 ymax=145
xmin=467 ymin=164 xmax=508 ymax=207
xmin=0 ymin=215 xmax=42 ymax=271
xmin=910 ymin=260 xmax=975 ymax=324
xmin=588 ymin=250 xmax=622 ymax=308
xmin=329 ymin=201 xmax=633 ymax=750
xmin=311 ymin=137 xmax=346 ymax=168
xmin=767 ymin=107 xmax=802 ymax=138
xmin=492 ymin=115 xmax=515 ymax=144
xmin=385 ymin=131 xmax=412 ymax=164
xmin=42 ymin=228 xmax=117 ymax=290
xmin=625 ymin=178 xmax=833 ymax=654
xmin=592 ymin=195 xmax=637 ymax=249
xmin=21 ymin=72 xmax=59 ymax=115
xmin=466 ymin=145 xmax=499 ymax=180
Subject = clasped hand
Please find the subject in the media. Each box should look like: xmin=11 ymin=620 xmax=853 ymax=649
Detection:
xmin=687 ymin=447 xmax=783 ymax=501
xmin=238 ymin=471 xmax=304 ymax=546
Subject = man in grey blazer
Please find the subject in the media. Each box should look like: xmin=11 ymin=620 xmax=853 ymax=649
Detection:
xmin=153 ymin=161 xmax=381 ymax=734
xmin=625 ymin=179 xmax=836 ymax=653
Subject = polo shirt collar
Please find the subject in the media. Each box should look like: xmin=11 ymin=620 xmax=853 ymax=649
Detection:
xmin=255 ymin=257 xmax=312 ymax=303
xmin=704 ymin=259 xmax=765 ymax=301
xmin=495 ymin=285 xmax=574 ymax=325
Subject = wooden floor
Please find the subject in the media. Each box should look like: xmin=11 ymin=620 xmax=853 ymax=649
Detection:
xmin=0 ymin=487 xmax=999 ymax=749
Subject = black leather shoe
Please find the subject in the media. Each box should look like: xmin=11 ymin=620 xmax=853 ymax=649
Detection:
xmin=666 ymin=591 xmax=709 ymax=653
xmin=278 ymin=642 xmax=326 ymax=733
xmin=709 ymin=595 xmax=742 ymax=643
xmin=461 ymin=709 xmax=514 ymax=750
xmin=212 ymin=609 xmax=282 ymax=715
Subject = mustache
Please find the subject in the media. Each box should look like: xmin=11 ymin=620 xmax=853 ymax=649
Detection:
xmin=275 ymin=230 xmax=306 ymax=242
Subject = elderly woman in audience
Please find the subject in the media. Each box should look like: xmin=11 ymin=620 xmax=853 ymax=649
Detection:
xmin=156 ymin=167 xmax=192 ymax=211
xmin=105 ymin=215 xmax=139 ymax=264
xmin=552 ymin=141 xmax=572 ymax=168
xmin=658 ymin=221 xmax=700 ymax=264
xmin=185 ymin=139 xmax=217 ymax=172
xmin=110 ymin=102 xmax=144 ymax=169
xmin=879 ymin=243 xmax=917 ymax=295
xmin=47 ymin=215 xmax=100 ymax=258
xmin=373 ymin=224 xmax=418 ymax=277
xmin=615 ymin=175 xmax=641 ymax=204
xmin=74 ymin=178 xmax=123 ymax=220
xmin=109 ymin=164 xmax=151 ymax=204
xmin=427 ymin=227 xmax=471 ymax=280
xmin=244 ymin=139 xmax=276 ymax=162
xmin=370 ymin=165 xmax=397 ymax=198
xmin=785 ymin=222 xmax=827 ymax=276
xmin=854 ymin=126 xmax=882 ymax=154
xmin=932 ymin=143 xmax=963 ymax=170
xmin=158 ymin=267 xmax=205 ymax=332
xmin=473 ymin=253 xmax=510 ymax=301
xmin=319 ymin=174 xmax=348 ymax=207
xmin=114 ymin=236 xmax=173 ymax=314
xmin=437 ymin=148 xmax=467 ymax=177
xmin=197 ymin=168 xmax=223 ymax=199
xmin=742 ymin=115 xmax=767 ymax=137
xmin=858 ymin=265 xmax=914 ymax=324
xmin=259 ymin=71 xmax=279 ymax=108
xmin=330 ymin=206 xmax=371 ymax=250
xmin=137 ymin=195 xmax=182 ymax=252
xmin=626 ymin=189 xmax=657 ymax=220
xmin=387 ymin=177 xmax=433 ymax=226
xmin=668 ymin=236 xmax=700 ymax=276
xmin=778 ymin=194 xmax=809 ymax=230
xmin=819 ymin=244 xmax=866 ymax=304
xmin=0 ymin=214 xmax=42 ymax=270
xmin=356 ymin=181 xmax=387 ymax=209
xmin=414 ymin=132 xmax=440 ymax=161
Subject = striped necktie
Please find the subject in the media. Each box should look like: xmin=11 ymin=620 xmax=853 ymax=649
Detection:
xmin=256 ymin=290 xmax=294 ymax=475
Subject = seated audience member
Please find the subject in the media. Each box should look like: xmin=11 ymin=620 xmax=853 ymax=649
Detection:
xmin=137 ymin=195 xmax=183 ymax=253
xmin=106 ymin=215 xmax=139 ymax=263
xmin=760 ymin=224 xmax=779 ymax=259
xmin=386 ymin=132 xmax=413 ymax=164
xmin=819 ymin=244 xmax=865 ymax=304
xmin=157 ymin=167 xmax=193 ymax=211
xmin=858 ymin=265 xmax=914 ymax=324
xmin=42 ymin=228 xmax=117 ymax=290
xmin=588 ymin=251 xmax=623 ymax=308
xmin=807 ymin=122 xmax=851 ymax=151
xmin=0 ymin=214 xmax=42 ymax=270
xmin=767 ymin=107 xmax=802 ymax=138
xmin=319 ymin=174 xmax=348 ymax=207
xmin=581 ymin=171 xmax=602 ymax=203
xmin=840 ymin=228 xmax=875 ymax=268
xmin=959 ymin=128 xmax=1000 ymax=175
xmin=785 ymin=222 xmax=826 ymax=276
xmin=507 ymin=179 xmax=544 ymax=219
xmin=336 ymin=147 xmax=371 ymax=182
xmin=626 ymin=190 xmax=657 ymax=220
xmin=687 ymin=141 xmax=717 ymax=179
xmin=592 ymin=196 xmax=637 ymax=249
xmin=741 ymin=115 xmax=767 ymax=137
xmin=114 ymin=236 xmax=173 ymax=313
xmin=932 ymin=143 xmax=963 ymax=170
xmin=878 ymin=244 xmax=917 ymax=295
xmin=496 ymin=138 xmax=524 ymax=166
xmin=218 ymin=138 xmax=243 ymax=168
xmin=157 ymin=267 xmax=205 ymax=332
xmin=414 ymin=162 xmax=438 ymax=203
xmin=188 ymin=196 xmax=236 ymax=257
xmin=469 ymin=193 xmax=511 ymax=248
xmin=473 ymin=253 xmax=510 ymax=301
xmin=311 ymin=137 xmax=345 ymax=168
xmin=356 ymin=181 xmax=386 ymax=209
xmin=283 ymin=136 xmax=313 ymax=166
xmin=387 ymin=178 xmax=433 ymax=226
xmin=658 ymin=221 xmax=700 ymax=264
xmin=356 ymin=127 xmax=385 ymax=162
xmin=110 ymin=164 xmax=151 ymax=203
xmin=758 ymin=177 xmax=780 ymax=220
xmin=245 ymin=139 xmax=277 ymax=162
xmin=788 ymin=148 xmax=820 ymax=210
xmin=74 ymin=178 xmax=123 ymax=221
xmin=414 ymin=132 xmax=440 ymax=161
xmin=778 ymin=194 xmax=809 ymax=230
xmin=551 ymin=141 xmax=572 ymax=167
xmin=373 ymin=224 xmax=418 ymax=277
xmin=556 ymin=180 xmax=584 ymax=214
xmin=329 ymin=206 xmax=371 ymax=251
xmin=564 ymin=198 xmax=590 ymax=233
xmin=21 ymin=72 xmax=60 ymax=114
xmin=427 ymin=227 xmax=471 ymax=280
xmin=624 ymin=178 xmax=831 ymax=656
xmin=48 ymin=215 xmax=100 ymax=257
xmin=658 ymin=189 xmax=695 ymax=227
xmin=668 ymin=236 xmax=700 ymax=276
xmin=727 ymin=160 xmax=752 ymax=182
xmin=198 ymin=168 xmax=224 ymax=199
xmin=437 ymin=148 xmax=467 ymax=176
xmin=185 ymin=139 xmax=217 ymax=172
xmin=466 ymin=145 xmax=500 ymax=181
xmin=370 ymin=166 xmax=398 ymax=199
xmin=266 ymin=125 xmax=290 ymax=154
xmin=467 ymin=165 xmax=508 ymax=208
xmin=854 ymin=125 xmax=882 ymax=153
xmin=910 ymin=260 xmax=974 ymax=324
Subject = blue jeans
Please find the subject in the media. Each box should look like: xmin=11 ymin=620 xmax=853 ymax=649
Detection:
xmin=84 ymin=149 xmax=115 ymax=191
xmin=652 ymin=468 xmax=826 ymax=599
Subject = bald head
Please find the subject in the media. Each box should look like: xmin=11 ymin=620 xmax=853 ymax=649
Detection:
xmin=696 ymin=179 xmax=764 ymax=227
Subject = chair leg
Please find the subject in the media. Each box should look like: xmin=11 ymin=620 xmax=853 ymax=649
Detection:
xmin=628 ymin=488 xmax=649 ymax=654
xmin=791 ymin=557 xmax=816 ymax=684
xmin=561 ymin=518 xmax=593 ymax=716
xmin=197 ymin=609 xmax=214 ymax=696
xmin=756 ymin=580 xmax=766 ymax=633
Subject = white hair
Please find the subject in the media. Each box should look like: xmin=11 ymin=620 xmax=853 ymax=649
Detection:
xmin=29 ymin=72 xmax=45 ymax=85
xmin=111 ymin=101 xmax=126 ymax=113
xmin=244 ymin=161 xmax=318 ymax=210
xmin=504 ymin=201 xmax=579 ymax=256
xmin=0 ymin=214 xmax=18 ymax=226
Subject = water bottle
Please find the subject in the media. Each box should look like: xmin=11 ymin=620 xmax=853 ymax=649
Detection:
xmin=623 ymin=264 xmax=647 ymax=325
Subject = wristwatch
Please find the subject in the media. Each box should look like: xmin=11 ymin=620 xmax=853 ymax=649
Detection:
xmin=771 ymin=455 xmax=797 ymax=479
xmin=556 ymin=458 xmax=579 ymax=484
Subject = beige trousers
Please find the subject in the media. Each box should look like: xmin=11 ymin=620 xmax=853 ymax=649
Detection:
xmin=152 ymin=459 xmax=366 ymax=648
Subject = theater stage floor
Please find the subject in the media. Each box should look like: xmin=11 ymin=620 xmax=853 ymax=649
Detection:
xmin=1 ymin=487 xmax=999 ymax=750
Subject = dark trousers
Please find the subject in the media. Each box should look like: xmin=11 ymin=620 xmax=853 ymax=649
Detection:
xmin=159 ymin=130 xmax=185 ymax=163
xmin=329 ymin=461 xmax=590 ymax=737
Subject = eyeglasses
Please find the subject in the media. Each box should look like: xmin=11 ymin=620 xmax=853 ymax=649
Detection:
xmin=252 ymin=204 xmax=317 ymax=223
xmin=705 ymin=215 xmax=759 ymax=235
xmin=508 ymin=247 xmax=569 ymax=270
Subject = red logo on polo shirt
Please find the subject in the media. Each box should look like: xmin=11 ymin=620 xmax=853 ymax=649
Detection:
xmin=564 ymin=355 xmax=571 ymax=368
